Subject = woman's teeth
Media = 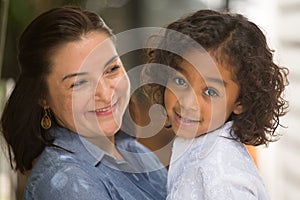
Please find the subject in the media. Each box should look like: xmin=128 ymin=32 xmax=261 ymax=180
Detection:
xmin=95 ymin=106 xmax=111 ymax=112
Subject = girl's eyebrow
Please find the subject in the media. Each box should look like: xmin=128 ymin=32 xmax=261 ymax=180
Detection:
xmin=61 ymin=55 xmax=119 ymax=82
xmin=174 ymin=65 xmax=227 ymax=86
xmin=62 ymin=72 xmax=87 ymax=82
xmin=205 ymin=76 xmax=227 ymax=86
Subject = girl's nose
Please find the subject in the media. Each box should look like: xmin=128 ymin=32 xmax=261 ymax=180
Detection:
xmin=178 ymin=90 xmax=199 ymax=111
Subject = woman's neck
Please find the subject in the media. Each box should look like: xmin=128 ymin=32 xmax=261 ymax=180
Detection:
xmin=86 ymin=135 xmax=124 ymax=160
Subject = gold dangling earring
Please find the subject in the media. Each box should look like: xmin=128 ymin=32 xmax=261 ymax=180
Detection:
xmin=41 ymin=108 xmax=52 ymax=129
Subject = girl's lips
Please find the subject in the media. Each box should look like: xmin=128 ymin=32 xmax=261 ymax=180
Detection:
xmin=92 ymin=101 xmax=118 ymax=116
xmin=174 ymin=111 xmax=200 ymax=126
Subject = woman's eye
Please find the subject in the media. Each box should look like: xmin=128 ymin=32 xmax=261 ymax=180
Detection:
xmin=204 ymin=88 xmax=219 ymax=97
xmin=106 ymin=65 xmax=120 ymax=74
xmin=71 ymin=80 xmax=87 ymax=88
xmin=174 ymin=77 xmax=187 ymax=87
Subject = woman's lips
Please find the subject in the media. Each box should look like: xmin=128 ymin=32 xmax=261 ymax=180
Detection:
xmin=174 ymin=111 xmax=200 ymax=126
xmin=92 ymin=101 xmax=118 ymax=116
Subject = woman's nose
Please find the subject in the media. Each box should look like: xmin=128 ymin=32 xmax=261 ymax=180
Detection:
xmin=94 ymin=79 xmax=114 ymax=103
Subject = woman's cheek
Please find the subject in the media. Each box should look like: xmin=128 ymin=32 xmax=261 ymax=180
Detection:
xmin=117 ymin=74 xmax=130 ymax=99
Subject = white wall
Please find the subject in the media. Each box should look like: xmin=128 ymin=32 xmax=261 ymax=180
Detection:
xmin=231 ymin=0 xmax=300 ymax=199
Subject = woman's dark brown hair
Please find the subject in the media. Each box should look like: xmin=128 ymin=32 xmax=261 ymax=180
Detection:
xmin=1 ymin=6 xmax=113 ymax=173
xmin=143 ymin=9 xmax=289 ymax=146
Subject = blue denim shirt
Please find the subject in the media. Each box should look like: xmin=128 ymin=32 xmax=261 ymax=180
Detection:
xmin=24 ymin=127 xmax=167 ymax=199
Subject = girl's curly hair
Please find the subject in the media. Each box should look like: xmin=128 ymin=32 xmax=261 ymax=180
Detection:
xmin=142 ymin=9 xmax=289 ymax=146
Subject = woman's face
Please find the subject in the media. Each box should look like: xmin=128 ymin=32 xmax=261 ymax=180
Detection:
xmin=164 ymin=49 xmax=243 ymax=138
xmin=46 ymin=32 xmax=130 ymax=141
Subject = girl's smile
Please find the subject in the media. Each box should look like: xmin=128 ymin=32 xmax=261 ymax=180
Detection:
xmin=164 ymin=49 xmax=243 ymax=138
xmin=174 ymin=110 xmax=201 ymax=126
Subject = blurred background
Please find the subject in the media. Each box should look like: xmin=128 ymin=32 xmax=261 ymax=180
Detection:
xmin=0 ymin=0 xmax=299 ymax=199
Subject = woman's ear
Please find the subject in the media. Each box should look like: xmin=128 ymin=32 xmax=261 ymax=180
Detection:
xmin=233 ymin=101 xmax=243 ymax=115
xmin=38 ymin=98 xmax=48 ymax=108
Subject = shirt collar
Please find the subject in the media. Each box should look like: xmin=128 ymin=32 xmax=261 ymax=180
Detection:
xmin=49 ymin=127 xmax=130 ymax=167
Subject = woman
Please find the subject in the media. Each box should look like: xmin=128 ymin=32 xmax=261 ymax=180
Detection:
xmin=1 ymin=6 xmax=167 ymax=199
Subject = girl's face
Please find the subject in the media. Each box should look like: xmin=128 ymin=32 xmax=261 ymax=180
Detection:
xmin=46 ymin=31 xmax=130 ymax=142
xmin=164 ymin=50 xmax=243 ymax=138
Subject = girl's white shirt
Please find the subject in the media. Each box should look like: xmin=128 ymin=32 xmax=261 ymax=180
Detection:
xmin=167 ymin=121 xmax=270 ymax=200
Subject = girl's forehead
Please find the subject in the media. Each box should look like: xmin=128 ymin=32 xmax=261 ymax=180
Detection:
xmin=179 ymin=50 xmax=225 ymax=77
xmin=175 ymin=51 xmax=236 ymax=87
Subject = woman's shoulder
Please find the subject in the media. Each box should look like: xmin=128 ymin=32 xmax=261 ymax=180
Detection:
xmin=27 ymin=150 xmax=90 ymax=184
xmin=25 ymin=154 xmax=110 ymax=200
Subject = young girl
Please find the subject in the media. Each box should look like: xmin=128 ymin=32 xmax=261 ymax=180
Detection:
xmin=142 ymin=9 xmax=289 ymax=199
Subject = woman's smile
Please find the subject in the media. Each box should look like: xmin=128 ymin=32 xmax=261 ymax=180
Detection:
xmin=90 ymin=101 xmax=118 ymax=116
xmin=46 ymin=31 xmax=130 ymax=138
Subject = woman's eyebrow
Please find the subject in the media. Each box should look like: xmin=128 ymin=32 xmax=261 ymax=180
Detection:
xmin=61 ymin=55 xmax=119 ymax=82
xmin=104 ymin=55 xmax=119 ymax=67
xmin=61 ymin=72 xmax=87 ymax=82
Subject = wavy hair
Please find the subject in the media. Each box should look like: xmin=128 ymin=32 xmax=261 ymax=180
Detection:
xmin=142 ymin=9 xmax=289 ymax=146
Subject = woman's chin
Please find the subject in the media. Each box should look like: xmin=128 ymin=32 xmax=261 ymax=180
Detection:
xmin=99 ymin=121 xmax=122 ymax=136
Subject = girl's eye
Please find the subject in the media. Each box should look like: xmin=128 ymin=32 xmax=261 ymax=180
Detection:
xmin=204 ymin=88 xmax=219 ymax=97
xmin=174 ymin=77 xmax=187 ymax=87
xmin=71 ymin=80 xmax=87 ymax=88
xmin=106 ymin=65 xmax=120 ymax=74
